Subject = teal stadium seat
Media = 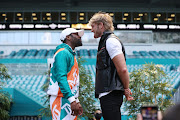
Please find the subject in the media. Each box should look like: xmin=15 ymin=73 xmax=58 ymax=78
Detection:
xmin=139 ymin=51 xmax=153 ymax=58
xmin=159 ymin=51 xmax=175 ymax=58
xmin=79 ymin=49 xmax=89 ymax=58
xmin=35 ymin=49 xmax=48 ymax=59
xmin=46 ymin=49 xmax=55 ymax=58
xmin=132 ymin=51 xmax=143 ymax=58
xmin=89 ymin=49 xmax=97 ymax=58
xmin=178 ymin=51 xmax=180 ymax=57
xmin=13 ymin=49 xmax=28 ymax=59
xmin=168 ymin=51 xmax=180 ymax=58
xmin=4 ymin=75 xmax=47 ymax=106
xmin=6 ymin=51 xmax=16 ymax=58
xmin=149 ymin=51 xmax=164 ymax=58
xmin=0 ymin=51 xmax=4 ymax=55
xmin=24 ymin=49 xmax=38 ymax=58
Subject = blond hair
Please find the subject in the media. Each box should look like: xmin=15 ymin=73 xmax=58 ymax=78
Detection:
xmin=88 ymin=11 xmax=114 ymax=31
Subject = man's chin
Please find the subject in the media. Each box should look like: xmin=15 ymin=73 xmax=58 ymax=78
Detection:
xmin=76 ymin=43 xmax=82 ymax=47
xmin=94 ymin=35 xmax=99 ymax=38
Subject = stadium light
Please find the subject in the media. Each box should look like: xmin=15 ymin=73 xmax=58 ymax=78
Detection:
xmin=109 ymin=13 xmax=114 ymax=16
xmin=17 ymin=13 xmax=21 ymax=16
xmin=154 ymin=18 xmax=158 ymax=21
xmin=171 ymin=14 xmax=175 ymax=17
xmin=19 ymin=18 xmax=23 ymax=21
xmin=79 ymin=13 xmax=84 ymax=16
xmin=61 ymin=17 xmax=66 ymax=20
xmin=123 ymin=18 xmax=127 ymax=20
xmin=33 ymin=17 xmax=37 ymax=20
xmin=167 ymin=18 xmax=173 ymax=21
xmin=139 ymin=13 xmax=143 ymax=16
xmin=79 ymin=17 xmax=84 ymax=20
xmin=157 ymin=14 xmax=161 ymax=17
xmin=124 ymin=13 xmax=128 ymax=16
xmin=2 ymin=14 xmax=6 ymax=16
xmin=32 ymin=13 xmax=36 ymax=16
xmin=46 ymin=13 xmax=51 ymax=16
xmin=47 ymin=17 xmax=51 ymax=20
xmin=137 ymin=18 xmax=141 ymax=20
xmin=61 ymin=13 xmax=66 ymax=16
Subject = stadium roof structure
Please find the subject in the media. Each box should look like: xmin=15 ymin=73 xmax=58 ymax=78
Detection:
xmin=0 ymin=0 xmax=180 ymax=12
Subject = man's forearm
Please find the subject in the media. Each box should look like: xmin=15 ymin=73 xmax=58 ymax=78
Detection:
xmin=117 ymin=67 xmax=130 ymax=89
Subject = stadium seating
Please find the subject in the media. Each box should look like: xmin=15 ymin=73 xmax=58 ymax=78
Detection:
xmin=35 ymin=49 xmax=48 ymax=59
xmin=1 ymin=48 xmax=180 ymax=119
xmin=0 ymin=51 xmax=4 ymax=58
xmin=132 ymin=51 xmax=179 ymax=59
xmin=84 ymin=63 xmax=180 ymax=114
xmin=132 ymin=51 xmax=143 ymax=58
xmin=4 ymin=75 xmax=47 ymax=106
xmin=46 ymin=49 xmax=55 ymax=58
xmin=149 ymin=51 xmax=164 ymax=58
xmin=79 ymin=49 xmax=89 ymax=58
xmin=4 ymin=49 xmax=180 ymax=59
xmin=159 ymin=51 xmax=175 ymax=58
xmin=13 ymin=49 xmax=28 ymax=59
xmin=6 ymin=51 xmax=16 ymax=58
xmin=24 ymin=49 xmax=38 ymax=58
xmin=139 ymin=51 xmax=153 ymax=58
xmin=0 ymin=50 xmax=4 ymax=55
xmin=168 ymin=51 xmax=180 ymax=58
xmin=89 ymin=49 xmax=97 ymax=58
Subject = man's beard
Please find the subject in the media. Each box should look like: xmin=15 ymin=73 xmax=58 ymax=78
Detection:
xmin=76 ymin=38 xmax=82 ymax=47
xmin=73 ymin=38 xmax=82 ymax=47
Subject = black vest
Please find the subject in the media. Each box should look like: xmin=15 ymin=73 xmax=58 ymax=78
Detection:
xmin=95 ymin=31 xmax=125 ymax=98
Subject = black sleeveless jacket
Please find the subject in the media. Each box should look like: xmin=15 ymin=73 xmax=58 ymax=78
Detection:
xmin=95 ymin=31 xmax=126 ymax=98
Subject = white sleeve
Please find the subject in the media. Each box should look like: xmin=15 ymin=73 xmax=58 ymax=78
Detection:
xmin=106 ymin=37 xmax=123 ymax=59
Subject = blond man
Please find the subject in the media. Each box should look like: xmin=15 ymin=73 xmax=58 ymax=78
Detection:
xmin=89 ymin=12 xmax=134 ymax=120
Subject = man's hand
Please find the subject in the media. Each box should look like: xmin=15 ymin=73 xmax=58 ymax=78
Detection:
xmin=77 ymin=103 xmax=83 ymax=115
xmin=124 ymin=88 xmax=134 ymax=101
xmin=71 ymin=101 xmax=79 ymax=116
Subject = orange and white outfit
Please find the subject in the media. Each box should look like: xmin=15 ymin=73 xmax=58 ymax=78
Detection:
xmin=47 ymin=43 xmax=79 ymax=120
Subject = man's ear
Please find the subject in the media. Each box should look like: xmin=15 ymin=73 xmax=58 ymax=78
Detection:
xmin=99 ymin=22 xmax=104 ymax=29
xmin=66 ymin=35 xmax=71 ymax=41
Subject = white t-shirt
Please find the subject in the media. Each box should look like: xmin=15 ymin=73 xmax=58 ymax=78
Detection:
xmin=99 ymin=37 xmax=123 ymax=98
